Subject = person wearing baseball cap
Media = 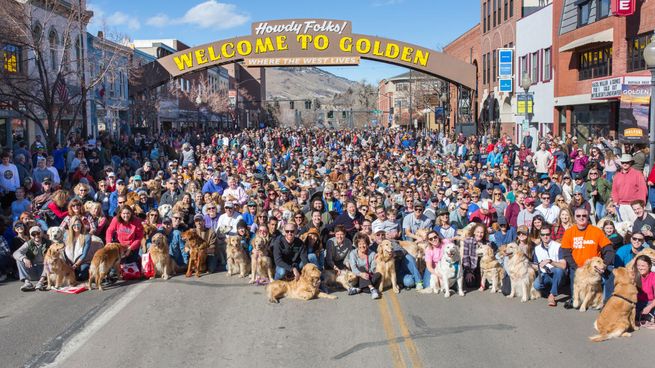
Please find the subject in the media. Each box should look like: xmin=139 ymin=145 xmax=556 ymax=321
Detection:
xmin=13 ymin=225 xmax=50 ymax=291
xmin=517 ymin=197 xmax=539 ymax=228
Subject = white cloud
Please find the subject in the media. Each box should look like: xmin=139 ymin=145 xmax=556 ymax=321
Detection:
xmin=106 ymin=11 xmax=141 ymax=31
xmin=146 ymin=1 xmax=249 ymax=29
xmin=372 ymin=0 xmax=405 ymax=6
xmin=88 ymin=4 xmax=140 ymax=31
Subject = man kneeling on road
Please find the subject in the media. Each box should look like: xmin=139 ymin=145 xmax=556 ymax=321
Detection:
xmin=272 ymin=223 xmax=308 ymax=280
xmin=533 ymin=225 xmax=567 ymax=307
xmin=13 ymin=226 xmax=51 ymax=291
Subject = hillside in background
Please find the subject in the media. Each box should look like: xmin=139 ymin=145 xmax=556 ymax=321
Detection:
xmin=265 ymin=67 xmax=360 ymax=101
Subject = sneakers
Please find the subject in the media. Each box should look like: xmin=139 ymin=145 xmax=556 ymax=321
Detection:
xmin=371 ymin=288 xmax=381 ymax=300
xmin=547 ymin=294 xmax=557 ymax=307
xmin=415 ymin=282 xmax=424 ymax=291
xmin=20 ymin=280 xmax=35 ymax=292
xmin=35 ymin=280 xmax=47 ymax=291
xmin=347 ymin=287 xmax=360 ymax=295
xmin=563 ymin=300 xmax=574 ymax=309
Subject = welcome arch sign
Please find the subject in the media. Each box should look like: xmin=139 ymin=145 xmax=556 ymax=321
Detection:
xmin=152 ymin=19 xmax=476 ymax=90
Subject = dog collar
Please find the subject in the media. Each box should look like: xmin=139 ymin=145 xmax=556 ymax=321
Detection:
xmin=611 ymin=293 xmax=636 ymax=305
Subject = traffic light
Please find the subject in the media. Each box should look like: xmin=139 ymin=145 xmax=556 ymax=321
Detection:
xmin=327 ymin=111 xmax=333 ymax=118
xmin=290 ymin=101 xmax=294 ymax=109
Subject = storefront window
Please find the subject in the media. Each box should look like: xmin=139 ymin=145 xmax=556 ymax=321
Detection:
xmin=572 ymin=103 xmax=612 ymax=143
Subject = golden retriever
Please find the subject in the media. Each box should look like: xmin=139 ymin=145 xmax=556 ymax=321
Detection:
xmin=476 ymin=243 xmax=504 ymax=293
xmin=573 ymin=256 xmax=606 ymax=312
xmin=226 ymin=235 xmax=250 ymax=277
xmin=149 ymin=233 xmax=176 ymax=280
xmin=44 ymin=242 xmax=76 ymax=289
xmin=266 ymin=263 xmax=337 ymax=303
xmin=141 ymin=223 xmax=158 ymax=254
xmin=47 ymin=227 xmax=65 ymax=243
xmin=321 ymin=269 xmax=357 ymax=291
xmin=181 ymin=230 xmax=208 ymax=278
xmin=590 ymin=267 xmax=639 ymax=342
xmin=249 ymin=235 xmax=274 ymax=284
xmin=503 ymin=243 xmax=540 ymax=302
xmin=376 ymin=240 xmax=400 ymax=294
xmin=88 ymin=243 xmax=123 ymax=291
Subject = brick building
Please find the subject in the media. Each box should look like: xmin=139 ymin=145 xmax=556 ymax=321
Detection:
xmin=443 ymin=24 xmax=481 ymax=133
xmin=552 ymin=0 xmax=654 ymax=139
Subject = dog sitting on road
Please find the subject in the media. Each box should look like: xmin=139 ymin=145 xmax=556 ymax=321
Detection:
xmin=249 ymin=235 xmax=274 ymax=284
xmin=182 ymin=230 xmax=209 ymax=278
xmin=590 ymin=267 xmax=639 ymax=342
xmin=436 ymin=240 xmax=465 ymax=297
xmin=476 ymin=243 xmax=504 ymax=293
xmin=321 ymin=269 xmax=357 ymax=292
xmin=266 ymin=263 xmax=337 ymax=303
xmin=573 ymin=256 xmax=606 ymax=312
xmin=88 ymin=243 xmax=124 ymax=291
xmin=226 ymin=235 xmax=250 ymax=278
xmin=503 ymin=243 xmax=540 ymax=303
xmin=149 ymin=233 xmax=176 ymax=280
xmin=44 ymin=242 xmax=76 ymax=289
xmin=375 ymin=240 xmax=400 ymax=294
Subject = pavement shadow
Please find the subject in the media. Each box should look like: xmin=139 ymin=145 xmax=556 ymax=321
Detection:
xmin=163 ymin=276 xmax=255 ymax=289
xmin=332 ymin=317 xmax=515 ymax=360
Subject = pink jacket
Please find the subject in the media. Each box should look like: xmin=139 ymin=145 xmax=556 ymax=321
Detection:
xmin=105 ymin=217 xmax=144 ymax=251
xmin=612 ymin=168 xmax=647 ymax=205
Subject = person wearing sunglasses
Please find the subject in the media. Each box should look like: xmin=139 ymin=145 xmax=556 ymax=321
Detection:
xmin=533 ymin=225 xmax=566 ymax=307
xmin=561 ymin=208 xmax=614 ymax=309
xmin=13 ymin=226 xmax=50 ymax=291
xmin=272 ymin=223 xmax=307 ymax=281
xmin=418 ymin=231 xmax=444 ymax=292
xmin=614 ymin=232 xmax=648 ymax=268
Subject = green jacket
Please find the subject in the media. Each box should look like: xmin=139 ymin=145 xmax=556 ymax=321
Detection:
xmin=586 ymin=178 xmax=611 ymax=204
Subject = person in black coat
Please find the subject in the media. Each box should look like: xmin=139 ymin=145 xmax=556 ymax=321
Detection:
xmin=272 ymin=223 xmax=308 ymax=280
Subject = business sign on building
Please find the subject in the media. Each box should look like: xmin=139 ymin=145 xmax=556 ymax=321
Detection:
xmin=624 ymin=75 xmax=651 ymax=85
xmin=618 ymin=84 xmax=651 ymax=143
xmin=591 ymin=77 xmax=623 ymax=99
xmin=612 ymin=0 xmax=636 ymax=16
xmin=516 ymin=93 xmax=533 ymax=115
xmin=499 ymin=78 xmax=512 ymax=92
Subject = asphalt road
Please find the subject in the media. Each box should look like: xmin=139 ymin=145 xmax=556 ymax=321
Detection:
xmin=1 ymin=273 xmax=654 ymax=368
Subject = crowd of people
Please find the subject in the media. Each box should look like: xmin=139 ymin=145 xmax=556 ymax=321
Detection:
xmin=0 ymin=127 xmax=654 ymax=326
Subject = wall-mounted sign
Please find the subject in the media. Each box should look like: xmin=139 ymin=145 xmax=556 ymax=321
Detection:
xmin=498 ymin=48 xmax=513 ymax=78
xmin=516 ymin=93 xmax=533 ymax=115
xmin=612 ymin=0 xmax=636 ymax=16
xmin=624 ymin=75 xmax=651 ymax=85
xmin=499 ymin=78 xmax=513 ymax=92
xmin=619 ymin=84 xmax=651 ymax=143
xmin=591 ymin=76 xmax=623 ymax=99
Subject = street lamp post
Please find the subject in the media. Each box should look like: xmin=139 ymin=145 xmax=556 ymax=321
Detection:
xmin=643 ymin=35 xmax=655 ymax=168
xmin=440 ymin=92 xmax=448 ymax=134
xmin=195 ymin=95 xmax=203 ymax=127
xmin=520 ymin=73 xmax=532 ymax=139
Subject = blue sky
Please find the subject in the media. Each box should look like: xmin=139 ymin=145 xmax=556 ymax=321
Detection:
xmin=88 ymin=0 xmax=480 ymax=84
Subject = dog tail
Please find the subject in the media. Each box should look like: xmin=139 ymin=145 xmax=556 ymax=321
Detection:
xmin=589 ymin=329 xmax=622 ymax=342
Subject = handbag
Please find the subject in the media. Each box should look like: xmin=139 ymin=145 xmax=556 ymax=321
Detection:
xmin=141 ymin=253 xmax=156 ymax=279
xmin=120 ymin=262 xmax=142 ymax=280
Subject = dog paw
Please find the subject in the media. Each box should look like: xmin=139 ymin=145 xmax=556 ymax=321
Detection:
xmin=393 ymin=286 xmax=400 ymax=294
xmin=521 ymin=298 xmax=528 ymax=303
xmin=444 ymin=292 xmax=451 ymax=298
xmin=458 ymin=291 xmax=465 ymax=296
xmin=506 ymin=294 xmax=514 ymax=298
xmin=579 ymin=307 xmax=587 ymax=312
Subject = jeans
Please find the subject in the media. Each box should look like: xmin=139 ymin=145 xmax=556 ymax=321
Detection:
xmin=594 ymin=202 xmax=606 ymax=222
xmin=569 ymin=265 xmax=614 ymax=302
xmin=649 ymin=186 xmax=655 ymax=211
xmin=75 ymin=263 xmax=90 ymax=281
xmin=395 ymin=254 xmax=422 ymax=288
xmin=533 ymin=268 xmax=566 ymax=296
xmin=307 ymin=250 xmax=325 ymax=270
xmin=16 ymin=260 xmax=45 ymax=281
xmin=274 ymin=261 xmax=307 ymax=280
xmin=422 ymin=268 xmax=438 ymax=287
xmin=206 ymin=255 xmax=218 ymax=273
xmin=606 ymin=171 xmax=615 ymax=184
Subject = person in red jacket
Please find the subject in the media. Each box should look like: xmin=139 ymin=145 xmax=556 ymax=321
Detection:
xmin=612 ymin=154 xmax=647 ymax=223
xmin=105 ymin=205 xmax=144 ymax=268
xmin=647 ymin=162 xmax=655 ymax=210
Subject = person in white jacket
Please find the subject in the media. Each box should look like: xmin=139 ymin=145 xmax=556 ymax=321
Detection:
xmin=0 ymin=152 xmax=20 ymax=195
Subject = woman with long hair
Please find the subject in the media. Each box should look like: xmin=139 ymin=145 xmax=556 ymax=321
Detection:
xmin=551 ymin=207 xmax=573 ymax=241
xmin=63 ymin=215 xmax=93 ymax=281
xmin=529 ymin=215 xmax=545 ymax=244
xmin=516 ymin=225 xmax=536 ymax=262
xmin=60 ymin=197 xmax=97 ymax=234
xmin=598 ymin=219 xmax=625 ymax=250
xmin=419 ymin=230 xmax=443 ymax=292
xmin=603 ymin=149 xmax=620 ymax=183
xmin=461 ymin=223 xmax=490 ymax=288
xmin=41 ymin=190 xmax=69 ymax=227
xmin=634 ymin=255 xmax=655 ymax=328
xmin=105 ymin=205 xmax=144 ymax=268
xmin=86 ymin=201 xmax=109 ymax=241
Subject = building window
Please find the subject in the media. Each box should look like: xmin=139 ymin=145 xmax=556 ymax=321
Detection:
xmin=492 ymin=50 xmax=497 ymax=82
xmin=597 ymin=0 xmax=610 ymax=20
xmin=487 ymin=1 xmax=491 ymax=30
xmin=520 ymin=55 xmax=527 ymax=80
xmin=49 ymin=30 xmax=58 ymax=71
xmin=483 ymin=54 xmax=487 ymax=84
xmin=504 ymin=0 xmax=508 ymax=20
xmin=486 ymin=53 xmax=491 ymax=85
xmin=493 ymin=0 xmax=496 ymax=27
xmin=578 ymin=0 xmax=591 ymax=27
xmin=3 ymin=44 xmax=20 ymax=73
xmin=530 ymin=52 xmax=539 ymax=83
xmin=498 ymin=0 xmax=502 ymax=24
xmin=578 ymin=46 xmax=612 ymax=80
xmin=483 ymin=2 xmax=487 ymax=32
xmin=627 ymin=32 xmax=653 ymax=72
xmin=543 ymin=48 xmax=552 ymax=81
xmin=510 ymin=0 xmax=513 ymax=17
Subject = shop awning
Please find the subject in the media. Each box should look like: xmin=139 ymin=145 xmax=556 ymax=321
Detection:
xmin=554 ymin=94 xmax=610 ymax=106
xmin=559 ymin=29 xmax=613 ymax=52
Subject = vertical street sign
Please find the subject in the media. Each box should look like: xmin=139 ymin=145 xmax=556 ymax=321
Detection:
xmin=499 ymin=78 xmax=513 ymax=93
xmin=498 ymin=49 xmax=513 ymax=78
xmin=612 ymin=0 xmax=636 ymax=16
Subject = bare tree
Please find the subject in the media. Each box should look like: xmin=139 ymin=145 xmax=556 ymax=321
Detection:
xmin=0 ymin=0 xmax=124 ymax=149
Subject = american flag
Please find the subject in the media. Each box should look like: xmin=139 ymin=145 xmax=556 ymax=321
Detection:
xmin=54 ymin=76 xmax=68 ymax=102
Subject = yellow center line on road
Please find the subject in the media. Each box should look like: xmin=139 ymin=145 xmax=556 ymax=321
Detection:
xmin=388 ymin=292 xmax=424 ymax=368
xmin=378 ymin=295 xmax=405 ymax=368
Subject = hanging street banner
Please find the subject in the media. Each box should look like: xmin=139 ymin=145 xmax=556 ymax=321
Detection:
xmin=154 ymin=19 xmax=476 ymax=89
xmin=618 ymin=84 xmax=651 ymax=143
